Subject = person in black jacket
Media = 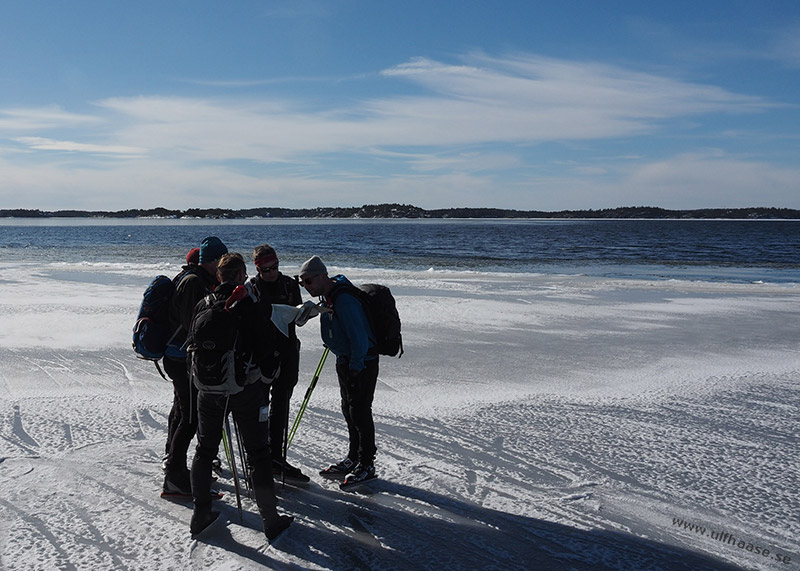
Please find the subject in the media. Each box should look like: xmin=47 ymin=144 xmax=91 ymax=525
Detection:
xmin=162 ymin=236 xmax=227 ymax=495
xmin=248 ymin=244 xmax=309 ymax=483
xmin=163 ymin=247 xmax=200 ymax=463
xmin=189 ymin=252 xmax=293 ymax=541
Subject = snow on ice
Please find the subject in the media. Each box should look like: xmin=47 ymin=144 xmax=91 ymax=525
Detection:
xmin=0 ymin=262 xmax=798 ymax=570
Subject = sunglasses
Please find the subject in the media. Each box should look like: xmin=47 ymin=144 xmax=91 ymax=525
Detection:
xmin=300 ymin=274 xmax=318 ymax=286
xmin=257 ymin=263 xmax=279 ymax=273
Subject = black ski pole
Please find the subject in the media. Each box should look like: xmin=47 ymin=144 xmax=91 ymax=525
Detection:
xmin=282 ymin=389 xmax=290 ymax=489
xmin=232 ymin=417 xmax=253 ymax=499
xmin=223 ymin=413 xmax=244 ymax=523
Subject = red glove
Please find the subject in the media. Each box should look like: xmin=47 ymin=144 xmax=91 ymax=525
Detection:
xmin=225 ymin=285 xmax=249 ymax=311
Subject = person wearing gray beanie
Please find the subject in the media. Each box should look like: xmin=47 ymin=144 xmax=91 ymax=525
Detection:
xmin=299 ymin=255 xmax=327 ymax=279
xmin=299 ymin=256 xmax=380 ymax=489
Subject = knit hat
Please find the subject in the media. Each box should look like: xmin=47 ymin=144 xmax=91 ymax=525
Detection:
xmin=299 ymin=255 xmax=327 ymax=278
xmin=199 ymin=236 xmax=228 ymax=263
xmin=186 ymin=247 xmax=200 ymax=266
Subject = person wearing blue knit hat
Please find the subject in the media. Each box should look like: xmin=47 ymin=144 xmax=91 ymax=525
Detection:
xmin=199 ymin=236 xmax=228 ymax=264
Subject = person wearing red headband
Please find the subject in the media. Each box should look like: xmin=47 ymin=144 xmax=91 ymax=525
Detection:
xmin=248 ymin=244 xmax=309 ymax=483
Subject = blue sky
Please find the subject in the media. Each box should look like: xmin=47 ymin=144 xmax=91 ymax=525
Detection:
xmin=1 ymin=1 xmax=799 ymax=211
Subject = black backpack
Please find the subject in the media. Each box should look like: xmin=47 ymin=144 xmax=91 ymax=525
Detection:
xmin=132 ymin=275 xmax=175 ymax=362
xmin=188 ymin=293 xmax=257 ymax=394
xmin=132 ymin=270 xmax=195 ymax=378
xmin=330 ymin=279 xmax=404 ymax=358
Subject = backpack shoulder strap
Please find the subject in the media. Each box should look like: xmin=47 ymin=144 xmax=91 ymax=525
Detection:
xmin=288 ymin=274 xmax=303 ymax=305
xmin=173 ymin=266 xmax=200 ymax=288
xmin=326 ymin=281 xmax=363 ymax=311
xmin=327 ymin=276 xmax=361 ymax=300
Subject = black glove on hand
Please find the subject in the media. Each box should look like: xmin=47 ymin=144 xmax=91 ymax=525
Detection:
xmin=347 ymin=368 xmax=361 ymax=390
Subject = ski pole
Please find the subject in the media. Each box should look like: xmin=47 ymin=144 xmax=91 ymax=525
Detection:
xmin=221 ymin=423 xmax=233 ymax=476
xmin=281 ymin=342 xmax=300 ymax=489
xmin=286 ymin=347 xmax=329 ymax=449
xmin=232 ymin=417 xmax=253 ymax=499
xmin=282 ymin=392 xmax=290 ymax=489
xmin=223 ymin=413 xmax=244 ymax=523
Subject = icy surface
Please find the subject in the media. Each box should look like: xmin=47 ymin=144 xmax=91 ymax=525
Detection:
xmin=0 ymin=262 xmax=798 ymax=570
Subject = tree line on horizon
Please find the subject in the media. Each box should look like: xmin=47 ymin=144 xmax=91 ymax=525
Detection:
xmin=2 ymin=204 xmax=799 ymax=219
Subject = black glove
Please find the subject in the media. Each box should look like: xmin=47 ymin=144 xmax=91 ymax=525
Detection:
xmin=346 ymin=368 xmax=362 ymax=390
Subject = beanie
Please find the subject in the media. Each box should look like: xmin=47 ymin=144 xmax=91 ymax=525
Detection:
xmin=186 ymin=247 xmax=200 ymax=266
xmin=199 ymin=236 xmax=228 ymax=263
xmin=299 ymin=255 xmax=327 ymax=278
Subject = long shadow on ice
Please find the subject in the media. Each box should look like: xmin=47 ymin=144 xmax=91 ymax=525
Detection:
xmin=205 ymin=478 xmax=744 ymax=570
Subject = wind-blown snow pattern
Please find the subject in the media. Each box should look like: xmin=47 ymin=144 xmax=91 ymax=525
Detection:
xmin=0 ymin=262 xmax=797 ymax=570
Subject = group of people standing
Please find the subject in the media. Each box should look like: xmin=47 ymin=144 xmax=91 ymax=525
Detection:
xmin=158 ymin=236 xmax=380 ymax=541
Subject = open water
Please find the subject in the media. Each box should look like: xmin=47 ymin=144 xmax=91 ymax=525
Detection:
xmin=0 ymin=218 xmax=798 ymax=284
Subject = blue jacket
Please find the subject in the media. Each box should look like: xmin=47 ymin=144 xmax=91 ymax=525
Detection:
xmin=321 ymin=275 xmax=376 ymax=373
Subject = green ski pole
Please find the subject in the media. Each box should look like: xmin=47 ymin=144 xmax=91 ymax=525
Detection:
xmin=286 ymin=347 xmax=330 ymax=449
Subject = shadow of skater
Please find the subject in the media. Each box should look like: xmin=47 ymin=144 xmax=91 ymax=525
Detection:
xmin=261 ymin=478 xmax=746 ymax=571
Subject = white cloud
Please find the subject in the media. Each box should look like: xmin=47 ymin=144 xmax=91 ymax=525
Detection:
xmin=0 ymin=106 xmax=101 ymax=131
xmin=520 ymin=151 xmax=800 ymax=210
xmin=14 ymin=137 xmax=146 ymax=157
xmin=82 ymin=54 xmax=772 ymax=163
xmin=382 ymin=52 xmax=769 ymax=118
xmin=622 ymin=151 xmax=800 ymax=207
xmin=0 ymin=52 xmax=792 ymax=210
xmin=770 ymin=25 xmax=800 ymax=68
xmin=407 ymin=152 xmax=523 ymax=173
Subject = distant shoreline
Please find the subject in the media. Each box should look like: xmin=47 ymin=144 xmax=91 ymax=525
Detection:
xmin=2 ymin=204 xmax=799 ymax=220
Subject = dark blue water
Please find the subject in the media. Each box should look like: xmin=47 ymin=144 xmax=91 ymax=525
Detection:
xmin=1 ymin=219 xmax=798 ymax=283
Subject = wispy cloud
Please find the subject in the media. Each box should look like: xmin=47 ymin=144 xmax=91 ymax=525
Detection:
xmin=178 ymin=75 xmax=347 ymax=88
xmin=382 ymin=52 xmax=770 ymax=121
xmin=0 ymin=106 xmax=101 ymax=131
xmin=770 ymin=25 xmax=800 ymax=68
xmin=0 ymin=52 xmax=791 ymax=209
xmin=5 ymin=53 xmax=774 ymax=162
xmin=623 ymin=150 xmax=800 ymax=207
xmin=83 ymin=53 xmax=774 ymax=164
xmin=14 ymin=136 xmax=146 ymax=157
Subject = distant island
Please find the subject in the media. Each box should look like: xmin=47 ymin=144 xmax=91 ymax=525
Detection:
xmin=2 ymin=204 xmax=799 ymax=219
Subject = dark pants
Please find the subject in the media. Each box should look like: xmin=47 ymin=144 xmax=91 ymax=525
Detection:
xmin=191 ymin=382 xmax=279 ymax=520
xmin=336 ymin=358 xmax=379 ymax=465
xmin=164 ymin=389 xmax=179 ymax=455
xmin=163 ymin=356 xmax=198 ymax=473
xmin=268 ymin=345 xmax=300 ymax=462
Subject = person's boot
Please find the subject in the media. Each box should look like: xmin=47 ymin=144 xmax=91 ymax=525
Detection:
xmin=162 ymin=468 xmax=191 ymax=495
xmin=273 ymin=459 xmax=310 ymax=483
xmin=263 ymin=514 xmax=293 ymax=541
xmin=340 ymin=463 xmax=376 ymax=490
xmin=318 ymin=457 xmax=356 ymax=479
xmin=190 ymin=507 xmax=220 ymax=537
